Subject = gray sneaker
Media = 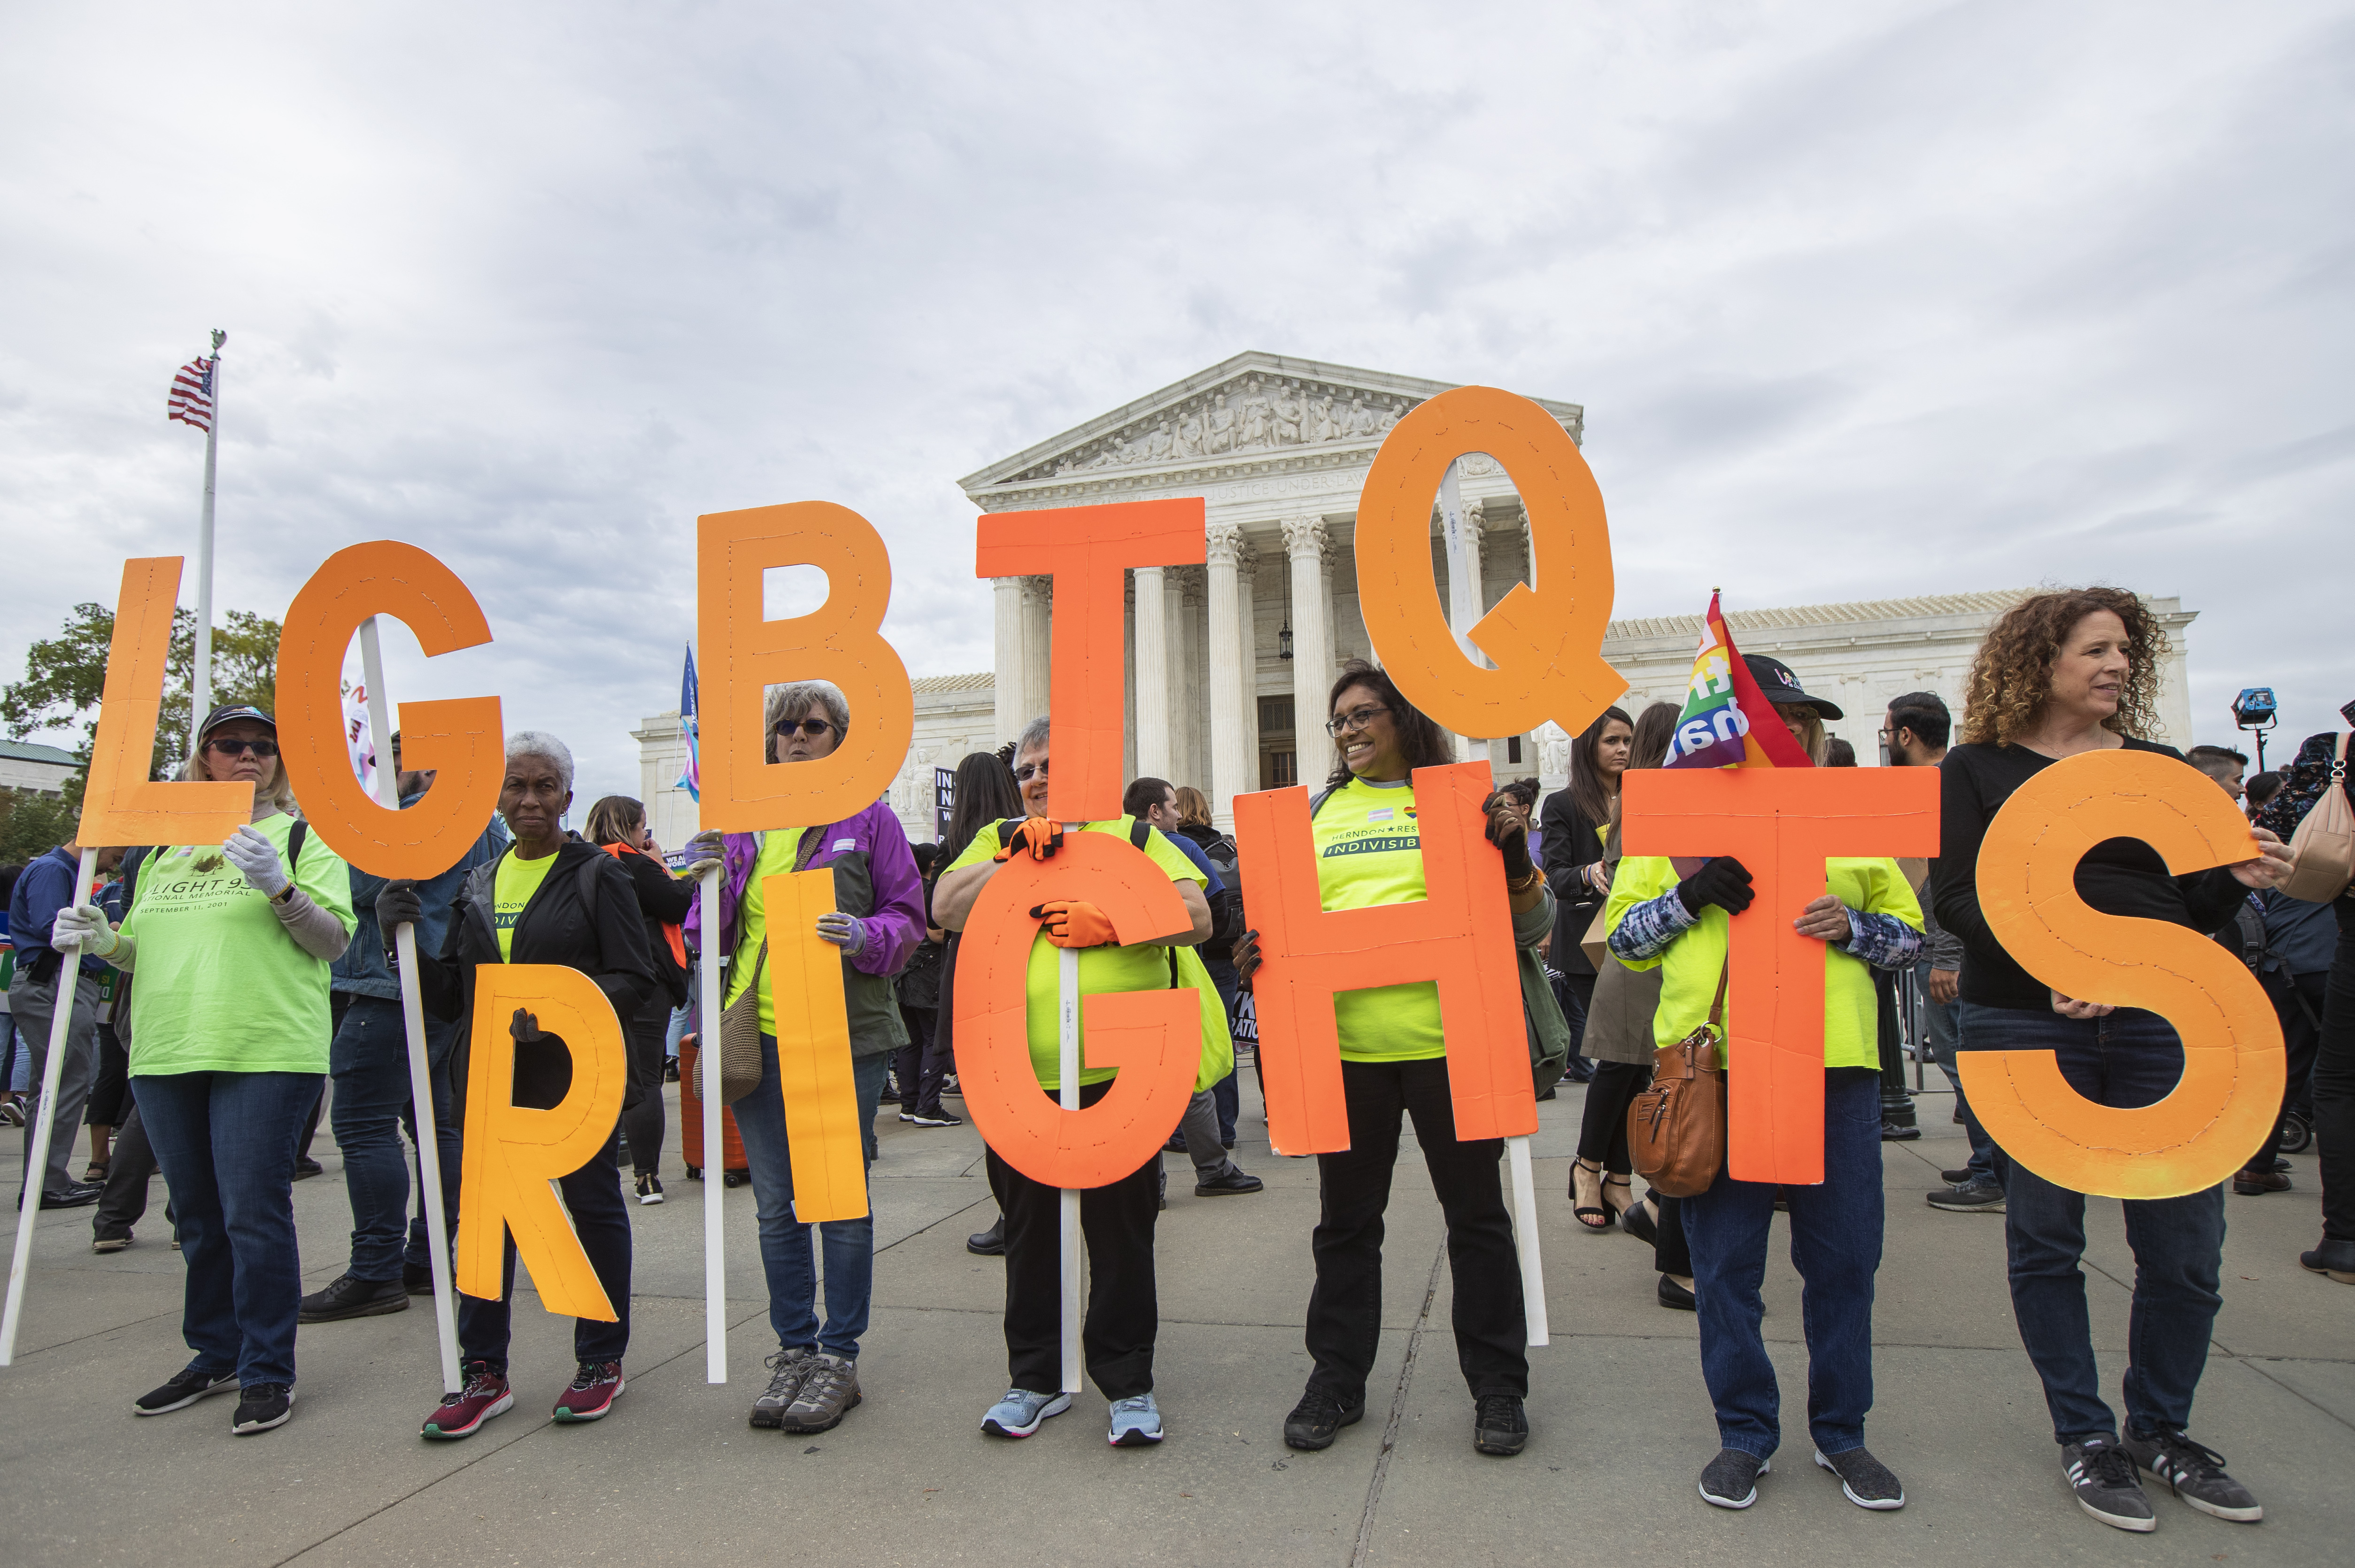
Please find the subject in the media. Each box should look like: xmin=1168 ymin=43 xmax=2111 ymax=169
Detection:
xmin=1814 ymin=1445 xmax=1905 ymax=1509
xmin=749 ymin=1347 xmax=813 ymax=1429
xmin=1927 ymin=1180 xmax=2005 ymax=1213
xmin=2062 ymin=1436 xmax=2156 ymax=1532
xmin=2121 ymin=1428 xmax=2262 ymax=1522
xmin=780 ymin=1353 xmax=862 ymax=1434
xmin=1699 ymin=1447 xmax=1769 ymax=1509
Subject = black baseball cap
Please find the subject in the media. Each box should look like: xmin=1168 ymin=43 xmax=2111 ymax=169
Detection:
xmin=1743 ymin=655 xmax=1843 ymax=721
xmin=197 ymin=703 xmax=277 ymax=744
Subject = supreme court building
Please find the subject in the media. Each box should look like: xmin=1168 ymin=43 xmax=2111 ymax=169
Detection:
xmin=634 ymin=352 xmax=2197 ymax=847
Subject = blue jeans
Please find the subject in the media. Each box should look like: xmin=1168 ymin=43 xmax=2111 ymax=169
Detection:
xmin=734 ymin=1037 xmax=888 ymax=1360
xmin=1205 ymin=958 xmax=1241 ymax=1143
xmin=1918 ymin=960 xmax=1996 ymax=1184
xmin=132 ymin=1070 xmax=322 ymax=1389
xmin=329 ymin=995 xmax=460 ymax=1281
xmin=1683 ymin=1066 xmax=1884 ymax=1458
xmin=1955 ymin=1003 xmax=2225 ymax=1444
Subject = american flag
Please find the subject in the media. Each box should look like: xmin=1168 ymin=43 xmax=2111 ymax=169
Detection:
xmin=168 ymin=356 xmax=216 ymax=432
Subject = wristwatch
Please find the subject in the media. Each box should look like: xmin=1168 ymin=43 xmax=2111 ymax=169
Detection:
xmin=272 ymin=883 xmax=298 ymax=906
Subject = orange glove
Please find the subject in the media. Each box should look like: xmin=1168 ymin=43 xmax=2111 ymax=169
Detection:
xmin=993 ymin=817 xmax=1065 ymax=862
xmin=1028 ymin=899 xmax=1117 ymax=948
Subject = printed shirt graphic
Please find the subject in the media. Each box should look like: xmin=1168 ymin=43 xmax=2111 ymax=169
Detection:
xmin=724 ymin=829 xmax=804 ymax=1034
xmin=945 ymin=817 xmax=1223 ymax=1092
xmin=1312 ymin=776 xmax=1446 ymax=1062
xmin=491 ymin=847 xmax=562 ymax=963
xmin=118 ymin=813 xmax=357 ymax=1076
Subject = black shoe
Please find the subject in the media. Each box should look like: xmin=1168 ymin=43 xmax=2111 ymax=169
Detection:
xmin=1815 ymin=1445 xmax=1906 ymax=1509
xmin=879 ymin=1082 xmax=902 ymax=1105
xmin=1283 ymin=1387 xmax=1363 ymax=1451
xmin=1699 ymin=1447 xmax=1769 ymax=1509
xmin=1163 ymin=1132 xmax=1189 ymax=1153
xmin=1196 ymin=1167 xmax=1265 ymax=1197
xmin=1220 ymin=1138 xmax=1235 ymax=1151
xmin=232 ymin=1383 xmax=294 ymax=1434
xmin=2120 ymin=1427 xmax=2262 ymax=1522
xmin=1620 ymin=1197 xmax=1659 ymax=1246
xmin=1472 ymin=1393 xmax=1528 ymax=1457
xmin=966 ymin=1216 xmax=1005 ymax=1256
xmin=1536 ymin=1086 xmax=1557 ymax=1101
xmin=1879 ymin=1121 xmax=1921 ymax=1142
xmin=134 ymin=1365 xmax=239 ymax=1415
xmin=1927 ymin=1180 xmax=2005 ymax=1213
xmin=664 ymin=1059 xmax=679 ymax=1083
xmin=2300 ymin=1237 xmax=2355 ymax=1283
xmin=38 ymin=1182 xmax=101 ymax=1210
xmin=299 ymin=1271 xmax=410 ymax=1323
xmin=1939 ymin=1167 xmax=1974 ymax=1184
xmin=1657 ymin=1275 xmax=1697 ymax=1311
xmin=92 ymin=1230 xmax=133 ymax=1253
xmin=909 ymin=1107 xmax=964 ymax=1128
xmin=404 ymin=1262 xmax=436 ymax=1296
xmin=635 ymin=1172 xmax=665 ymax=1206
xmin=293 ymin=1158 xmax=325 ymax=1181
xmin=2062 ymin=1436 xmax=2156 ymax=1532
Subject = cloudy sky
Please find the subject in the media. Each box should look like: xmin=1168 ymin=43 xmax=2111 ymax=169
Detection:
xmin=5 ymin=1 xmax=2349 ymax=807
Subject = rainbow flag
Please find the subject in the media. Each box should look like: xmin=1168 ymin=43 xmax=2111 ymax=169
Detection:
xmin=1662 ymin=592 xmax=1814 ymax=770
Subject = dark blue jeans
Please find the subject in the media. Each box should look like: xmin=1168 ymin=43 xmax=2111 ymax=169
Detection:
xmin=1205 ymin=958 xmax=1241 ymax=1143
xmin=329 ymin=995 xmax=460 ymax=1281
xmin=734 ymin=1035 xmax=889 ymax=1360
xmin=1683 ymin=1066 xmax=1884 ymax=1458
xmin=132 ymin=1070 xmax=322 ymax=1389
xmin=1955 ymin=1003 xmax=2224 ymax=1444
xmin=1919 ymin=960 xmax=1996 ymax=1184
xmin=456 ymin=1124 xmax=633 ymax=1373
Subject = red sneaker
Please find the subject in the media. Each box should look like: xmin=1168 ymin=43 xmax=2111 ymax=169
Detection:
xmin=553 ymin=1360 xmax=624 ymax=1422
xmin=422 ymin=1362 xmax=512 ymax=1440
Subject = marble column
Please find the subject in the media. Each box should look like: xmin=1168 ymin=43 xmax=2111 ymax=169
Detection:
xmin=992 ymin=576 xmax=1026 ymax=743
xmin=1133 ymin=566 xmax=1171 ymax=780
xmin=1173 ymin=567 xmax=1205 ymax=790
xmin=1206 ymin=525 xmax=1249 ymax=827
xmin=1239 ymin=544 xmax=1260 ymax=784
xmin=1283 ymin=515 xmax=1333 ymax=781
xmin=1019 ymin=576 xmax=1052 ymax=732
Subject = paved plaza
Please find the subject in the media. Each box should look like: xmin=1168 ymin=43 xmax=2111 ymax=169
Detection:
xmin=4 ymin=1075 xmax=2347 ymax=1568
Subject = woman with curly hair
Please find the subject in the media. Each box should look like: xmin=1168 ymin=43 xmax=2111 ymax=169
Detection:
xmin=1932 ymin=587 xmax=2293 ymax=1533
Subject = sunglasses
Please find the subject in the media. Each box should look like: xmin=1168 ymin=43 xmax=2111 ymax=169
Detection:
xmin=772 ymin=718 xmax=838 ymax=739
xmin=205 ymin=737 xmax=279 ymax=758
xmin=1013 ymin=759 xmax=1049 ymax=783
xmin=1325 ymin=704 xmax=1389 ymax=737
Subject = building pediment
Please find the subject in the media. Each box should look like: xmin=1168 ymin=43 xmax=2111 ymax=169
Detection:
xmin=959 ymin=351 xmax=1583 ymax=509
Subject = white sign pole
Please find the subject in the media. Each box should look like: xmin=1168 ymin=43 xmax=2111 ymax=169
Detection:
xmin=0 ymin=848 xmax=99 ymax=1367
xmin=357 ymin=618 xmax=463 ymax=1392
xmin=1507 ymin=1136 xmax=1549 ymax=1345
xmin=1058 ymin=928 xmax=1082 ymax=1394
xmin=189 ymin=332 xmax=224 ymax=760
xmin=699 ymin=867 xmax=727 ymax=1384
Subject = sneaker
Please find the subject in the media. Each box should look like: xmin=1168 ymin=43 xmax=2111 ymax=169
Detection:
xmin=664 ymin=1058 xmax=679 ymax=1083
xmin=781 ymin=1353 xmax=862 ymax=1434
xmin=1879 ymin=1121 xmax=1921 ymax=1142
xmin=1939 ymin=1167 xmax=1975 ymax=1184
xmin=133 ymin=1365 xmax=239 ymax=1415
xmin=1109 ymin=1392 xmax=1164 ymax=1446
xmin=2121 ymin=1428 xmax=2262 ymax=1522
xmin=293 ymin=1157 xmax=325 ymax=1180
xmin=298 ymin=1271 xmax=410 ymax=1323
xmin=1815 ymin=1445 xmax=1905 ymax=1509
xmin=940 ymin=1075 xmax=960 ymax=1096
xmin=909 ymin=1108 xmax=965 ymax=1128
xmin=0 ymin=1097 xmax=23 ymax=1126
xmin=1699 ymin=1447 xmax=1769 ymax=1508
xmin=231 ymin=1383 xmax=294 ymax=1434
xmin=423 ymin=1361 xmax=514 ymax=1439
xmin=1927 ymin=1180 xmax=2005 ymax=1213
xmin=1283 ymin=1387 xmax=1364 ymax=1450
xmin=1472 ymin=1393 xmax=1528 ymax=1456
xmin=635 ymin=1172 xmax=665 ymax=1206
xmin=2062 ymin=1436 xmax=2156 ymax=1532
xmin=1657 ymin=1275 xmax=1697 ymax=1311
xmin=751 ymin=1347 xmax=814 ymax=1428
xmin=1195 ymin=1167 xmax=1265 ymax=1197
xmin=982 ymin=1387 xmax=1071 ymax=1437
xmin=966 ymin=1216 xmax=1005 ymax=1256
xmin=92 ymin=1231 xmax=133 ymax=1253
xmin=2300 ymin=1237 xmax=2355 ymax=1283
xmin=403 ymin=1262 xmax=436 ymax=1296
xmin=553 ymin=1360 xmax=625 ymax=1422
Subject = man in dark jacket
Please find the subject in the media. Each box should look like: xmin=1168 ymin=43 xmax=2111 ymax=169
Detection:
xmin=9 ymin=840 xmax=124 ymax=1207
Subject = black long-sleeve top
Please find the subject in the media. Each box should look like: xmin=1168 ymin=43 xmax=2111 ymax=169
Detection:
xmin=1930 ymin=739 xmax=2248 ymax=1011
xmin=1537 ymin=788 xmax=1610 ymax=976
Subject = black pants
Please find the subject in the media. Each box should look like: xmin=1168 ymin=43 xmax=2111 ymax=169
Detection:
xmin=1556 ymin=971 xmax=1596 ymax=1081
xmin=87 ymin=1021 xmax=134 ymax=1130
xmin=1653 ymin=1191 xmax=1691 ymax=1277
xmin=985 ymin=1079 xmax=1160 ymax=1399
xmin=2268 ymin=969 xmax=2326 ymax=1160
xmin=456 ymin=1129 xmax=633 ymax=1371
xmin=618 ymin=994 xmax=672 ymax=1180
xmin=1307 ymin=1057 xmax=1527 ymax=1404
xmin=2316 ymin=898 xmax=2355 ymax=1243
xmin=1874 ymin=968 xmax=1913 ymax=1116
xmin=894 ymin=1005 xmax=942 ymax=1116
xmin=94 ymin=1103 xmax=166 ymax=1242
xmin=1575 ymin=1059 xmax=1651 ymax=1174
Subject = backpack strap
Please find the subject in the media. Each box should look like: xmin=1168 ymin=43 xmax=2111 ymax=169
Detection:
xmin=575 ymin=852 xmax=601 ymax=931
xmin=286 ymin=818 xmax=308 ymax=875
xmin=1131 ymin=817 xmax=1152 ymax=851
xmin=1308 ymin=786 xmax=1338 ymax=820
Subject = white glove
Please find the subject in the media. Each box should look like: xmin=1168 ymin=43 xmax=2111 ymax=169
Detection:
xmin=51 ymin=903 xmax=119 ymax=957
xmin=223 ymin=824 xmax=291 ymax=897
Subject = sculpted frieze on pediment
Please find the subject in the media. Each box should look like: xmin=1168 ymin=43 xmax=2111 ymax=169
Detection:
xmin=1011 ymin=372 xmax=1424 ymax=482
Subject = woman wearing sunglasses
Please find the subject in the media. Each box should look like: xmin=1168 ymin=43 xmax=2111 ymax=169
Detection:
xmin=683 ymin=681 xmax=925 ymax=1437
xmin=56 ymin=705 xmax=357 ymax=1437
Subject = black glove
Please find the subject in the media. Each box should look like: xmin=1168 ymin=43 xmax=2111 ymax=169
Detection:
xmin=1481 ymin=788 xmax=1535 ymax=879
xmin=510 ymin=1007 xmax=542 ymax=1045
xmin=1676 ymin=856 xmax=1755 ymax=917
xmin=1233 ymin=929 xmax=1263 ymax=988
xmin=376 ymin=879 xmax=423 ymax=947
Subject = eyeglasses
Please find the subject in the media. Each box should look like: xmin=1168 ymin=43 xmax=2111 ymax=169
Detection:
xmin=772 ymin=718 xmax=838 ymax=739
xmin=1012 ymin=759 xmax=1050 ymax=784
xmin=205 ymin=737 xmax=278 ymax=758
xmin=1325 ymin=705 xmax=1389 ymax=737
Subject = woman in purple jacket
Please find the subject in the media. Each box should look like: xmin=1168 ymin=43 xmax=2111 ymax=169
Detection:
xmin=683 ymin=680 xmax=924 ymax=1438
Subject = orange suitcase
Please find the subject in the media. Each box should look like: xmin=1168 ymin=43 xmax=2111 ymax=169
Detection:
xmin=676 ymin=1035 xmax=750 ymax=1186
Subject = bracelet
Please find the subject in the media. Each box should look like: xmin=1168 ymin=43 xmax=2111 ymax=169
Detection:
xmin=1506 ymin=866 xmax=1544 ymax=894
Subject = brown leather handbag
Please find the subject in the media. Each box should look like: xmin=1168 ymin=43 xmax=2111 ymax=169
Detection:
xmin=1627 ymin=965 xmax=1728 ymax=1198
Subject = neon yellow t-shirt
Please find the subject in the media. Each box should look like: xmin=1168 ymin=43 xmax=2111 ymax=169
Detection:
xmin=725 ymin=829 xmax=805 ymax=1034
xmin=1312 ymin=775 xmax=1446 ymax=1062
xmin=492 ymin=848 xmax=560 ymax=961
xmin=1604 ymin=855 xmax=1923 ymax=1069
xmin=945 ymin=818 xmax=1229 ymax=1092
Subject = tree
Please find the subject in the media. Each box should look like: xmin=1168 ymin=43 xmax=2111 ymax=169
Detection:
xmin=1 ymin=604 xmax=282 ymax=781
xmin=0 ymin=789 xmax=80 ymax=865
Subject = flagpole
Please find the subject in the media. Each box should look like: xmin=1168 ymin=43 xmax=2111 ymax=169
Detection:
xmin=189 ymin=329 xmax=225 ymax=759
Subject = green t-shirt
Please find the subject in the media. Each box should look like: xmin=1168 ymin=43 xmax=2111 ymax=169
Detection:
xmin=945 ymin=817 xmax=1229 ymax=1092
xmin=1311 ymin=775 xmax=1446 ymax=1062
xmin=1604 ymin=854 xmax=1923 ymax=1069
xmin=119 ymin=813 xmax=357 ymax=1076
xmin=724 ymin=828 xmax=805 ymax=1034
xmin=492 ymin=847 xmax=561 ymax=962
